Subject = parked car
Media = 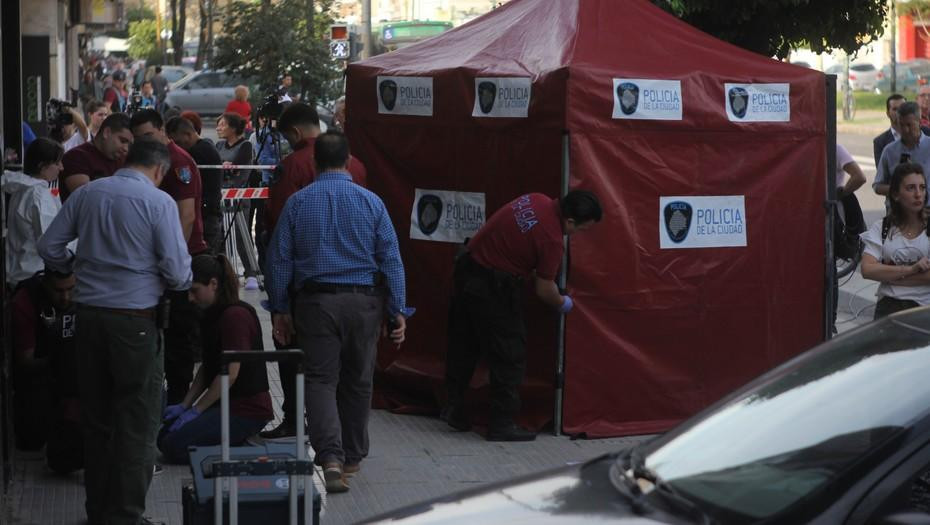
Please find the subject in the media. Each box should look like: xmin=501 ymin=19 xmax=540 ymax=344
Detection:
xmin=877 ymin=61 xmax=930 ymax=94
xmin=132 ymin=65 xmax=193 ymax=91
xmin=366 ymin=307 xmax=930 ymax=524
xmin=164 ymin=69 xmax=259 ymax=116
xmin=826 ymin=63 xmax=879 ymax=92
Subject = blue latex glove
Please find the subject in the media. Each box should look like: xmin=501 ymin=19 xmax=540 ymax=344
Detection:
xmin=163 ymin=403 xmax=186 ymax=421
xmin=558 ymin=295 xmax=574 ymax=314
xmin=168 ymin=407 xmax=201 ymax=433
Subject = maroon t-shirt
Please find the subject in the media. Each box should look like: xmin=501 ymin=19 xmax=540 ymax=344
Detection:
xmin=469 ymin=193 xmax=564 ymax=280
xmin=59 ymin=141 xmax=122 ymax=203
xmin=218 ymin=306 xmax=273 ymax=420
xmin=160 ymin=142 xmax=208 ymax=255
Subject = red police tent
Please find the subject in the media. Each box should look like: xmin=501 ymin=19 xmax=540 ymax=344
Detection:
xmin=345 ymin=0 xmax=827 ymax=437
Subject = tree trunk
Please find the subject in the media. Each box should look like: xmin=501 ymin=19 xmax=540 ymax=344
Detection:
xmin=175 ymin=0 xmax=187 ymax=66
xmin=170 ymin=0 xmax=177 ymax=65
xmin=306 ymin=0 xmax=314 ymax=32
xmin=206 ymin=0 xmax=215 ymax=67
xmin=196 ymin=0 xmax=208 ymax=69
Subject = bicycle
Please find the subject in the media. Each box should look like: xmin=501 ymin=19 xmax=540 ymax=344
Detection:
xmin=842 ymin=85 xmax=856 ymax=121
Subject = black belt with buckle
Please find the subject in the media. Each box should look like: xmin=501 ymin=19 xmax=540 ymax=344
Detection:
xmin=302 ymin=281 xmax=382 ymax=295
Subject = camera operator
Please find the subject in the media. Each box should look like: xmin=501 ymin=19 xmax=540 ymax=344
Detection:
xmin=47 ymin=99 xmax=89 ymax=152
xmin=61 ymin=100 xmax=109 ymax=152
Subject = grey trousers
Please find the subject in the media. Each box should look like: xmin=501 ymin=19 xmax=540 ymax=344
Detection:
xmin=294 ymin=290 xmax=383 ymax=466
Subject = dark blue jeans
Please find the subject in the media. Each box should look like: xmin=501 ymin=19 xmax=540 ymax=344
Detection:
xmin=157 ymin=406 xmax=268 ymax=464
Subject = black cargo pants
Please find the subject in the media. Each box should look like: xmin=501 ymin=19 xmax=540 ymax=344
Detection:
xmin=445 ymin=253 xmax=526 ymax=427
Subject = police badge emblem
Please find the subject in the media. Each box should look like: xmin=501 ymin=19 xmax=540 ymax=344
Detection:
xmin=379 ymin=80 xmax=398 ymax=111
xmin=663 ymin=201 xmax=693 ymax=243
xmin=417 ymin=194 xmax=443 ymax=235
xmin=728 ymin=87 xmax=749 ymax=119
xmin=178 ymin=166 xmax=192 ymax=184
xmin=617 ymin=82 xmax=639 ymax=115
xmin=477 ymin=81 xmax=497 ymax=114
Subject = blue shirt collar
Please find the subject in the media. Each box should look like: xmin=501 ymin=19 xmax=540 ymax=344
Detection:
xmin=318 ymin=170 xmax=352 ymax=182
xmin=115 ymin=167 xmax=156 ymax=186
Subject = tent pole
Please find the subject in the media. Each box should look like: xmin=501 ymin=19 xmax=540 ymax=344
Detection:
xmin=824 ymin=74 xmax=838 ymax=340
xmin=555 ymin=132 xmax=570 ymax=436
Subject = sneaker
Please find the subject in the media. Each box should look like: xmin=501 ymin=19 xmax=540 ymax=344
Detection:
xmin=486 ymin=422 xmax=536 ymax=442
xmin=322 ymin=462 xmax=349 ymax=493
xmin=259 ymin=421 xmax=296 ymax=441
xmin=440 ymin=405 xmax=471 ymax=431
xmin=152 ymin=464 xmax=163 ymax=476
xmin=244 ymin=277 xmax=259 ymax=290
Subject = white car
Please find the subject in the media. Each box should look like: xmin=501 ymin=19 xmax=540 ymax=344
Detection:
xmin=828 ymin=63 xmax=879 ymax=92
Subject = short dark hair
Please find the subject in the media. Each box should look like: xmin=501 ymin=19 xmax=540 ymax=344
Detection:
xmin=220 ymin=112 xmax=246 ymax=136
xmin=314 ymin=131 xmax=350 ymax=171
xmin=130 ymin=108 xmax=164 ymax=131
xmin=278 ymin=103 xmax=320 ymax=133
xmin=887 ymin=93 xmax=906 ymax=112
xmin=155 ymin=66 xmax=163 ymax=74
xmin=142 ymin=80 xmax=152 ymax=87
xmin=165 ymin=116 xmax=196 ymax=135
xmin=98 ymin=113 xmax=132 ymax=135
xmin=23 ymin=138 xmax=64 ymax=177
xmin=124 ymin=137 xmax=171 ymax=171
xmin=560 ymin=190 xmax=602 ymax=224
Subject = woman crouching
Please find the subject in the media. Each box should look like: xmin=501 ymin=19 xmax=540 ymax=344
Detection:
xmin=158 ymin=254 xmax=273 ymax=463
xmin=861 ymin=162 xmax=930 ymax=319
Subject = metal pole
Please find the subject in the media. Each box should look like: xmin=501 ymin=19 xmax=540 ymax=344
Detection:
xmin=825 ymin=74 xmax=838 ymax=340
xmin=361 ymin=0 xmax=372 ymax=60
xmin=291 ymin=372 xmax=304 ymax=525
xmin=554 ymin=132 xmax=570 ymax=436
xmin=891 ymin=0 xmax=897 ymax=93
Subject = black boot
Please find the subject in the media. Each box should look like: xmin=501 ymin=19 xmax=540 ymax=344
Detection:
xmin=440 ymin=405 xmax=471 ymax=431
xmin=487 ymin=421 xmax=536 ymax=442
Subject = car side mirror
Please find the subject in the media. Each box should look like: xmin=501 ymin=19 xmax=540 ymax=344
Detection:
xmin=877 ymin=512 xmax=930 ymax=525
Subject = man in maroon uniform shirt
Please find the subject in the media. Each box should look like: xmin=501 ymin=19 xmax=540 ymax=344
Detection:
xmin=130 ymin=109 xmax=209 ymax=405
xmin=59 ymin=113 xmax=133 ymax=202
xmin=443 ymin=190 xmax=602 ymax=441
xmin=259 ymin=102 xmax=368 ymax=440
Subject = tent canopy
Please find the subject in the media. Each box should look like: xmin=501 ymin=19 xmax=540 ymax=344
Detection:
xmin=347 ymin=0 xmax=826 ymax=437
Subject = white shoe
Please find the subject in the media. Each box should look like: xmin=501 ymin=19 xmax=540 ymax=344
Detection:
xmin=244 ymin=277 xmax=259 ymax=290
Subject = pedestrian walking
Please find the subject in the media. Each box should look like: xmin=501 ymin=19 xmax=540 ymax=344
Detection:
xmin=443 ymin=190 xmax=602 ymax=441
xmin=37 ymin=138 xmax=192 ymax=525
xmin=266 ymin=131 xmax=407 ymax=493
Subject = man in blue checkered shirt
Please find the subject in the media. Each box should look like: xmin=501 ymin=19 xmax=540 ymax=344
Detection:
xmin=266 ymin=130 xmax=407 ymax=494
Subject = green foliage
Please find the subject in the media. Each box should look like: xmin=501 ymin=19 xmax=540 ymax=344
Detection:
xmin=127 ymin=19 xmax=161 ymax=63
xmin=835 ymin=91 xmax=887 ymax=111
xmin=656 ymin=0 xmax=889 ymax=59
xmin=106 ymin=5 xmax=156 ymax=39
xmin=213 ymin=0 xmax=341 ymax=104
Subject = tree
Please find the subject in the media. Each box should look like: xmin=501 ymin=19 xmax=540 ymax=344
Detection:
xmin=213 ymin=0 xmax=340 ymax=104
xmin=128 ymin=19 xmax=161 ymax=63
xmin=106 ymin=4 xmax=155 ymax=39
xmin=655 ymin=0 xmax=889 ymax=59
xmin=169 ymin=0 xmax=188 ymax=66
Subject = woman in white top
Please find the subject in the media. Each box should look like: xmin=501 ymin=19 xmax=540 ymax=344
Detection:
xmin=1 ymin=138 xmax=65 ymax=287
xmin=62 ymin=99 xmax=110 ymax=152
xmin=861 ymin=162 xmax=930 ymax=318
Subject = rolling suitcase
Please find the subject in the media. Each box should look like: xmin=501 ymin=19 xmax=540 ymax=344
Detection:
xmin=181 ymin=349 xmax=319 ymax=525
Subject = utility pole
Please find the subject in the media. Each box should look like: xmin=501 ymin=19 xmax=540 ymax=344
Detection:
xmin=361 ymin=0 xmax=371 ymax=59
xmin=891 ymin=0 xmax=897 ymax=93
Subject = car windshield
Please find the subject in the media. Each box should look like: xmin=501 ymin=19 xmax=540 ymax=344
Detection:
xmin=637 ymin=315 xmax=930 ymax=523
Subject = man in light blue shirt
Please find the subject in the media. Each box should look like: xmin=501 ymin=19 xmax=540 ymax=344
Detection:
xmin=874 ymin=102 xmax=930 ymax=203
xmin=38 ymin=138 xmax=191 ymax=525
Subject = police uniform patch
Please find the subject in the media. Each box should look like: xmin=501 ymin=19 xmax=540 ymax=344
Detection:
xmin=178 ymin=167 xmax=192 ymax=184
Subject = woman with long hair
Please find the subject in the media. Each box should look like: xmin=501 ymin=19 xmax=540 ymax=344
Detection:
xmin=215 ymin=112 xmax=259 ymax=289
xmin=1 ymin=138 xmax=65 ymax=287
xmin=157 ymin=254 xmax=273 ymax=463
xmin=861 ymin=162 xmax=930 ymax=318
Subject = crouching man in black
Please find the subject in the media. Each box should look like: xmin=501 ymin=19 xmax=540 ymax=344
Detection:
xmin=10 ymin=268 xmax=83 ymax=473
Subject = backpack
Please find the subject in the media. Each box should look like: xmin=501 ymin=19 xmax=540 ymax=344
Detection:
xmin=834 ymin=192 xmax=866 ymax=259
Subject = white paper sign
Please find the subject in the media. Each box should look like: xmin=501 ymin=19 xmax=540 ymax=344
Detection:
xmin=377 ymin=76 xmax=433 ymax=116
xmin=659 ymin=196 xmax=747 ymax=249
xmin=612 ymin=78 xmax=683 ymax=120
xmin=472 ymin=77 xmax=531 ymax=118
xmin=724 ymin=83 xmax=790 ymax=122
xmin=410 ymin=189 xmax=486 ymax=243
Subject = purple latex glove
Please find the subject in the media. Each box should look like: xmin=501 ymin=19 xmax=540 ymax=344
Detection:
xmin=168 ymin=407 xmax=201 ymax=432
xmin=163 ymin=403 xmax=186 ymax=421
xmin=558 ymin=295 xmax=574 ymax=314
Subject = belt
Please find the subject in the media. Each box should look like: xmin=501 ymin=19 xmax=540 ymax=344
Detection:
xmin=80 ymin=305 xmax=156 ymax=319
xmin=302 ymin=281 xmax=381 ymax=295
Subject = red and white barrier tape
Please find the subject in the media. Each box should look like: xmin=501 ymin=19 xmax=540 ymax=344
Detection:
xmin=223 ymin=187 xmax=269 ymax=200
xmin=197 ymin=164 xmax=277 ymax=170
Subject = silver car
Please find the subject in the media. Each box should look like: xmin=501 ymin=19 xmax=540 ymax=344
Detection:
xmin=164 ymin=70 xmax=253 ymax=116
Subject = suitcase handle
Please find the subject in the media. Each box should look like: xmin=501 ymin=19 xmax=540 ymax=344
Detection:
xmin=220 ymin=349 xmax=304 ymax=367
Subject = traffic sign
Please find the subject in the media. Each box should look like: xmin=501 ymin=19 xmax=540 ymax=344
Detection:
xmin=330 ymin=40 xmax=350 ymax=60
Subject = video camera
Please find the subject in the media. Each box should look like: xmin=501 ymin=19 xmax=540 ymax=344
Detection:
xmin=125 ymin=90 xmax=145 ymax=115
xmin=259 ymin=93 xmax=284 ymax=121
xmin=46 ymin=98 xmax=76 ymax=127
